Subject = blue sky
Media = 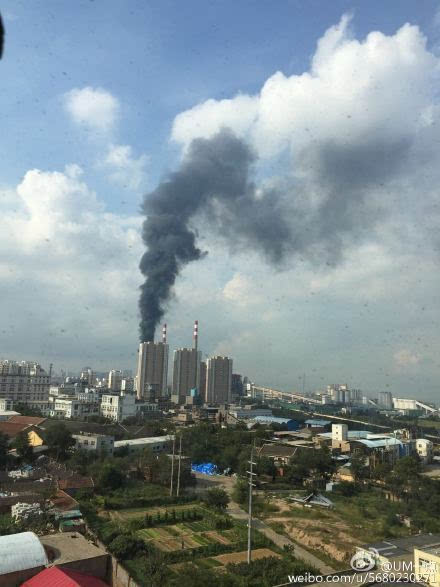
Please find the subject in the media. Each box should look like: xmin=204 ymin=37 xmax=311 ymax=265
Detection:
xmin=1 ymin=1 xmax=440 ymax=401
xmin=2 ymin=0 xmax=439 ymax=210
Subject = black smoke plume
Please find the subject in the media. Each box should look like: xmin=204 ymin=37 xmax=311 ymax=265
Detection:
xmin=139 ymin=127 xmax=411 ymax=342
xmin=139 ymin=128 xmax=291 ymax=341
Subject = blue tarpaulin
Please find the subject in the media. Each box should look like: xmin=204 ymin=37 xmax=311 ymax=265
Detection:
xmin=191 ymin=462 xmax=218 ymax=475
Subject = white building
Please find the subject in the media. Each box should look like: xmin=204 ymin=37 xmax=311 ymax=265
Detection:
xmin=72 ymin=432 xmax=114 ymax=454
xmin=49 ymin=397 xmax=100 ymax=419
xmin=0 ymin=398 xmax=14 ymax=411
xmin=332 ymin=423 xmax=348 ymax=442
xmin=415 ymin=438 xmax=433 ymax=464
xmin=0 ymin=360 xmax=50 ymax=404
xmin=108 ymin=370 xmax=123 ymax=392
xmin=393 ymin=397 xmax=418 ymax=411
xmin=114 ymin=435 xmax=174 ymax=453
xmin=100 ymin=392 xmax=136 ymax=422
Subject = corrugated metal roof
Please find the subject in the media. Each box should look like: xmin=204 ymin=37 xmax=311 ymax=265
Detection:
xmin=0 ymin=531 xmax=48 ymax=575
xmin=253 ymin=416 xmax=295 ymax=424
xmin=304 ymin=419 xmax=331 ymax=426
xmin=353 ymin=437 xmax=402 ymax=448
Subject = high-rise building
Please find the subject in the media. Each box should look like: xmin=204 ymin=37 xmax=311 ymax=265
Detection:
xmin=108 ymin=369 xmax=123 ymax=392
xmin=172 ymin=348 xmax=202 ymax=404
xmin=206 ymin=356 xmax=232 ymax=404
xmin=80 ymin=367 xmax=95 ymax=387
xmin=136 ymin=341 xmax=169 ymax=401
xmin=231 ymin=374 xmax=244 ymax=399
xmin=121 ymin=377 xmax=134 ymax=392
xmin=378 ymin=391 xmax=393 ymax=410
xmin=199 ymin=361 xmax=207 ymax=401
xmin=0 ymin=360 xmax=50 ymax=404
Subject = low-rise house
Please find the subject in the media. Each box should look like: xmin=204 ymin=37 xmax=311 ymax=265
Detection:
xmin=356 ymin=534 xmax=440 ymax=571
xmin=100 ymin=392 xmax=136 ymax=422
xmin=0 ymin=421 xmax=45 ymax=447
xmin=49 ymin=397 xmax=100 ymax=419
xmin=58 ymin=475 xmax=94 ymax=496
xmin=415 ymin=438 xmax=433 ymax=464
xmin=72 ymin=432 xmax=114 ymax=455
xmin=0 ymin=532 xmax=48 ymax=585
xmin=114 ymin=434 xmax=174 ymax=454
xmin=257 ymin=443 xmax=297 ymax=467
xmin=414 ymin=544 xmax=440 ymax=586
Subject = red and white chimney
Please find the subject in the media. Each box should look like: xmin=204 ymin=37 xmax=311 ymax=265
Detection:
xmin=162 ymin=323 xmax=167 ymax=344
xmin=193 ymin=320 xmax=198 ymax=351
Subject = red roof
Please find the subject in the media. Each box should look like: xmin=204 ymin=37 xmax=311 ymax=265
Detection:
xmin=0 ymin=421 xmax=30 ymax=439
xmin=8 ymin=415 xmax=46 ymax=427
xmin=22 ymin=566 xmax=108 ymax=586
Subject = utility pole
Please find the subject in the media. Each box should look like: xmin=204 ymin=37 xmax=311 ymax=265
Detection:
xmin=247 ymin=444 xmax=257 ymax=564
xmin=169 ymin=435 xmax=176 ymax=496
xmin=176 ymin=434 xmax=182 ymax=497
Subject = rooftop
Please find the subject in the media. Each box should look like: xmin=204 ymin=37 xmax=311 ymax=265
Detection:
xmin=0 ymin=421 xmax=32 ymax=438
xmin=0 ymin=531 xmax=48 ymax=575
xmin=40 ymin=532 xmax=107 ymax=565
xmin=22 ymin=566 xmax=108 ymax=587
xmin=304 ymin=419 xmax=331 ymax=426
xmin=258 ymin=443 xmax=297 ymax=458
xmin=58 ymin=475 xmax=94 ymax=490
xmin=8 ymin=415 xmax=47 ymax=427
xmin=114 ymin=435 xmax=174 ymax=447
xmin=363 ymin=534 xmax=440 ymax=558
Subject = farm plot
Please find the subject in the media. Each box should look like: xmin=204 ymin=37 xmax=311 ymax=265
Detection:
xmin=138 ymin=523 xmax=237 ymax=552
xmin=108 ymin=503 xmax=198 ymax=522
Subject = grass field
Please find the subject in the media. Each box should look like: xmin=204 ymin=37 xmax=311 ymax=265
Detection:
xmin=263 ymin=489 xmax=411 ymax=565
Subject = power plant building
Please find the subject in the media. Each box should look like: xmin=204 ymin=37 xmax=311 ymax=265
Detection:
xmin=206 ymin=356 xmax=232 ymax=404
xmin=136 ymin=341 xmax=169 ymax=401
xmin=172 ymin=348 xmax=201 ymax=405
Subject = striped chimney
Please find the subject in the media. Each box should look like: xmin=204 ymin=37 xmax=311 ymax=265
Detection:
xmin=193 ymin=320 xmax=198 ymax=351
xmin=162 ymin=323 xmax=167 ymax=344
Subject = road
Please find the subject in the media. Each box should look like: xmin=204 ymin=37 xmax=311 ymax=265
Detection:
xmin=194 ymin=472 xmax=335 ymax=575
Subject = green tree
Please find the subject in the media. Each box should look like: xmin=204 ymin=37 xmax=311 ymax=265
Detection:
xmin=232 ymin=478 xmax=248 ymax=505
xmin=0 ymin=431 xmax=10 ymax=469
xmin=108 ymin=534 xmax=143 ymax=559
xmin=97 ymin=462 xmax=125 ymax=490
xmin=202 ymin=487 xmax=230 ymax=510
xmin=350 ymin=451 xmax=368 ymax=481
xmin=45 ymin=423 xmax=75 ymax=460
xmin=12 ymin=430 xmax=33 ymax=462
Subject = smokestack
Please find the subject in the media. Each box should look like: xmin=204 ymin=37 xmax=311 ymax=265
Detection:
xmin=162 ymin=323 xmax=167 ymax=344
xmin=193 ymin=320 xmax=198 ymax=351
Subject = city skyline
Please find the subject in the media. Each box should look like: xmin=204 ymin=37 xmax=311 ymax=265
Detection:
xmin=1 ymin=2 xmax=440 ymax=401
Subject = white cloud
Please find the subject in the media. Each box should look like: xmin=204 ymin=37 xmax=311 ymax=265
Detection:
xmin=64 ymin=87 xmax=120 ymax=133
xmin=0 ymin=165 xmax=142 ymax=367
xmin=103 ymin=144 xmax=148 ymax=191
xmin=172 ymin=16 xmax=437 ymax=162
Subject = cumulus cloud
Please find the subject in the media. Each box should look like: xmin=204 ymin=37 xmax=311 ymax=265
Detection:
xmin=103 ymin=144 xmax=149 ymax=191
xmin=0 ymin=165 xmax=142 ymax=367
xmin=64 ymin=87 xmax=119 ymax=133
